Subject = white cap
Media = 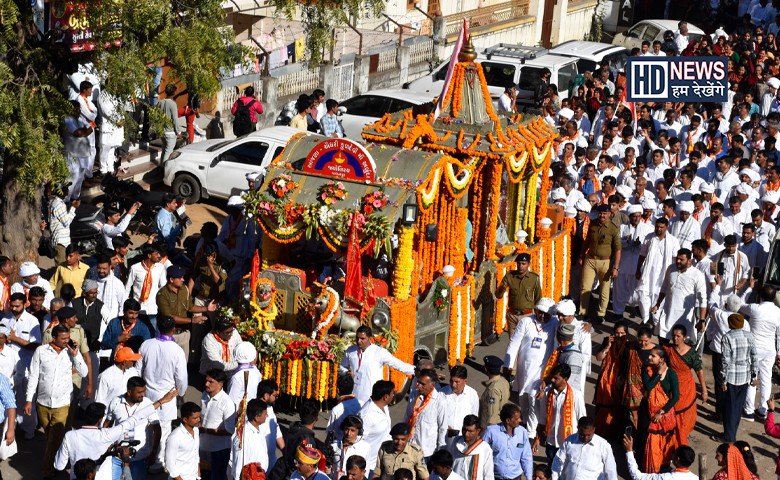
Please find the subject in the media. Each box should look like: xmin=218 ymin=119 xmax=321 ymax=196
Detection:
xmin=736 ymin=183 xmax=753 ymax=195
xmin=535 ymin=297 xmax=556 ymax=313
xmin=678 ymin=201 xmax=694 ymax=213
xmin=442 ymin=265 xmax=456 ymax=277
xmin=627 ymin=204 xmax=643 ymax=215
xmin=550 ymin=187 xmax=566 ymax=201
xmin=233 ymin=342 xmax=257 ymax=364
xmin=700 ymin=183 xmax=715 ymax=194
xmin=227 ymin=195 xmax=244 ymax=207
xmin=19 ymin=262 xmax=40 ymax=278
xmin=616 ymin=185 xmax=632 ymax=200
xmin=763 ymin=191 xmax=780 ymax=204
xmin=558 ymin=108 xmax=574 ymax=119
xmin=575 ymin=198 xmax=591 ymax=213
xmin=641 ymin=198 xmax=657 ymax=210
xmin=564 ymin=207 xmax=577 ymax=218
xmin=769 ymin=77 xmax=780 ymax=90
xmin=554 ymin=299 xmax=576 ymax=316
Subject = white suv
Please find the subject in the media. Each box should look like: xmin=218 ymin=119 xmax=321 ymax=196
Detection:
xmin=548 ymin=41 xmax=629 ymax=75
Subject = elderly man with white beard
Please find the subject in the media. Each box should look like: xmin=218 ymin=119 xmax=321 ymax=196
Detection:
xmin=553 ymin=299 xmax=591 ymax=396
xmin=613 ymin=205 xmax=653 ymax=319
xmin=669 ymin=201 xmax=701 ymax=250
xmin=651 ymin=248 xmax=708 ymax=342
xmin=635 ymin=217 xmax=680 ymax=326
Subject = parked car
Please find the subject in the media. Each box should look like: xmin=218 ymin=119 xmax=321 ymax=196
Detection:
xmin=548 ymin=41 xmax=629 ymax=75
xmin=612 ymin=19 xmax=705 ymax=51
xmin=162 ymin=126 xmax=300 ymax=204
xmin=405 ymin=44 xmax=579 ymax=107
xmin=338 ymin=89 xmax=436 ymax=140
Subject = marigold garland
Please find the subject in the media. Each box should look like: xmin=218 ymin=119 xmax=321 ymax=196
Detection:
xmin=485 ymin=161 xmax=503 ymax=260
xmin=311 ymin=286 xmax=339 ymax=339
xmin=388 ymin=297 xmax=417 ymax=389
xmin=392 ymin=227 xmax=415 ymax=299
xmin=447 ymin=276 xmax=475 ymax=366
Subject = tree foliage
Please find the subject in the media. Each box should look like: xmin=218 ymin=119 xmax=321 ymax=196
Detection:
xmin=267 ymin=0 xmax=384 ymax=66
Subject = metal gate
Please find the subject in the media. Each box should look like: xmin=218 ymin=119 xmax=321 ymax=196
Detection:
xmin=332 ymin=63 xmax=354 ymax=102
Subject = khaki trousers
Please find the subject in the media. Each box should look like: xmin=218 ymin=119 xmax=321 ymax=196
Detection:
xmin=38 ymin=402 xmax=69 ymax=478
xmin=174 ymin=330 xmax=191 ymax=362
xmin=579 ymin=257 xmax=612 ymax=317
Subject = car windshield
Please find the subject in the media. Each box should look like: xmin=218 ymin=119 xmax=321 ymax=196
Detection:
xmin=206 ymin=140 xmax=235 ymax=152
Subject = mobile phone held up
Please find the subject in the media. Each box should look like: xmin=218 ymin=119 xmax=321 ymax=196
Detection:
xmin=625 ymin=426 xmax=632 ymax=439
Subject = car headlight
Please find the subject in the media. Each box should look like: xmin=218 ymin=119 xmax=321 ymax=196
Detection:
xmin=167 ymin=152 xmax=182 ymax=162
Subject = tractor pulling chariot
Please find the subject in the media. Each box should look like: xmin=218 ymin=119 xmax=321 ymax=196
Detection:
xmin=234 ymin=38 xmax=574 ymax=406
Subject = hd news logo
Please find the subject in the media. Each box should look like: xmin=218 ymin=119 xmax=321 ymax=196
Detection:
xmin=626 ymin=56 xmax=728 ymax=103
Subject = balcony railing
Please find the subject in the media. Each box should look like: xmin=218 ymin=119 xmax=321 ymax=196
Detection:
xmin=444 ymin=0 xmax=531 ymax=36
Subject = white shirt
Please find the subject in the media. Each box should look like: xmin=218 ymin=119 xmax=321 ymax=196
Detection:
xmin=498 ymin=93 xmax=514 ymax=113
xmin=429 ymin=472 xmax=466 ymax=480
xmin=739 ymin=290 xmax=780 ymax=353
xmin=658 ymin=266 xmax=707 ymax=339
xmin=339 ymin=344 xmax=415 ymax=405
xmin=441 ymin=384 xmax=480 ymax=432
xmin=0 ymin=345 xmax=19 ymax=384
xmin=166 ymin=423 xmax=200 ymax=480
xmin=0 ymin=311 xmax=42 ymax=370
xmin=740 ymin=239 xmax=768 ymax=271
xmin=231 ymin=421 xmax=268 ymax=480
xmin=106 ymin=395 xmax=160 ymax=459
xmin=136 ymin=337 xmax=188 ymax=421
xmin=707 ymin=285 xmax=751 ymax=353
xmin=102 ymin=214 xmax=135 ymax=250
xmin=403 ymin=388 xmax=448 ymax=456
xmin=26 ymin=343 xmax=88 ymax=407
xmin=625 ymin=451 xmax=698 ymax=480
xmin=447 ymin=437 xmax=494 ymax=480
xmin=755 ymin=221 xmax=776 ymax=251
xmin=94 ymin=365 xmax=140 ymax=407
xmin=551 ymin=433 xmax=617 ymax=480
xmin=55 ymin=404 xmax=159 ymax=479
xmin=359 ymin=400 xmax=391 ymax=469
xmin=258 ymin=406 xmax=283 ymax=470
xmin=327 ymin=395 xmax=362 ymax=441
xmin=331 ymin=439 xmax=372 ymax=480
xmin=504 ymin=315 xmax=559 ymax=395
xmin=200 ymin=389 xmax=236 ymax=452
xmin=124 ymin=261 xmax=167 ymax=315
xmin=711 ymin=250 xmax=750 ymax=300
xmin=11 ymin=278 xmax=55 ymax=309
xmin=227 ymin=366 xmax=262 ymax=407
xmin=96 ymin=273 xmax=127 ymax=320
xmin=701 ymin=218 xmax=734 ymax=256
xmin=537 ymin=385 xmax=587 ymax=448
xmin=200 ymin=330 xmax=243 ymax=374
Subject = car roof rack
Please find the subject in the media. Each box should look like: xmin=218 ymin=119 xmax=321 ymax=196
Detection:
xmin=482 ymin=44 xmax=549 ymax=63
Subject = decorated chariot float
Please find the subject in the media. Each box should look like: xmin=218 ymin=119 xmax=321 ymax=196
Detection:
xmin=236 ymin=37 xmax=575 ymax=406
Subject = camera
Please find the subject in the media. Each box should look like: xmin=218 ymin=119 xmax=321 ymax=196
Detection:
xmin=107 ymin=439 xmax=140 ymax=465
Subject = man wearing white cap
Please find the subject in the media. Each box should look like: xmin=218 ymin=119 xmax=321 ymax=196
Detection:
xmin=549 ymin=187 xmax=566 ymax=206
xmin=732 ymin=181 xmax=758 ymax=213
xmin=10 ymin=262 xmax=54 ymax=308
xmin=761 ymin=77 xmax=780 ymax=117
xmin=761 ymin=190 xmax=780 ymax=226
xmin=569 ymin=199 xmax=592 ymax=304
xmin=559 ymin=175 xmax=583 ymax=211
xmin=503 ymin=297 xmax=559 ymax=442
xmin=556 ymin=120 xmax=587 ymax=157
xmin=614 ymin=204 xmax=653 ymax=318
xmin=227 ymin=342 xmax=262 ymax=408
xmin=218 ymin=196 xmax=261 ymax=303
xmin=244 ymin=170 xmax=265 ymax=194
xmin=669 ymin=201 xmax=701 ymax=250
xmin=553 ymin=299 xmax=591 ymax=393
xmin=615 ymin=185 xmax=632 ymax=212
xmin=636 ymin=218 xmax=680 ymax=325
xmin=640 ymin=198 xmax=657 ymax=224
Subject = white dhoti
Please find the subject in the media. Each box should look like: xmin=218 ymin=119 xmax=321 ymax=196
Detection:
xmin=612 ymin=272 xmax=638 ymax=315
xmin=637 ymin=235 xmax=679 ymax=324
xmin=99 ymin=128 xmax=123 ymax=174
xmin=14 ymin=373 xmax=37 ymax=435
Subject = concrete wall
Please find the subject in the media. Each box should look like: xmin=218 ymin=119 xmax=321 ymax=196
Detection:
xmin=561 ymin=0 xmax=599 ymax=42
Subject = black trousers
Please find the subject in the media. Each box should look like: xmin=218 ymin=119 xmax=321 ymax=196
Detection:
xmin=545 ymin=444 xmax=559 ymax=466
xmin=723 ymin=382 xmax=749 ymax=442
xmin=712 ymin=352 xmax=725 ymax=419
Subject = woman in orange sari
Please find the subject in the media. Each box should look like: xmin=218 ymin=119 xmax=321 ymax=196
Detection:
xmin=594 ymin=321 xmax=629 ymax=438
xmin=638 ymin=346 xmax=679 ymax=473
xmin=711 ymin=444 xmax=760 ymax=480
xmin=623 ymin=326 xmax=656 ymax=431
xmin=665 ymin=324 xmax=708 ymax=447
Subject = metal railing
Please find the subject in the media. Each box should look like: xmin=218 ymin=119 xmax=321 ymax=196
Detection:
xmin=377 ymin=49 xmax=397 ymax=73
xmin=444 ymin=0 xmax=531 ymax=36
xmin=276 ymin=66 xmax=321 ymax=98
xmin=409 ymin=38 xmax=434 ymax=65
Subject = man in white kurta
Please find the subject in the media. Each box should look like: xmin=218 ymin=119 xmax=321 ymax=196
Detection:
xmin=403 ymin=370 xmax=447 ymax=458
xmin=76 ymin=81 xmax=98 ymax=179
xmin=503 ymin=297 xmax=559 ymax=440
xmin=651 ymin=250 xmax=708 ymax=340
xmin=97 ymin=90 xmax=124 ymax=176
xmin=701 ymin=204 xmax=734 ymax=256
xmin=613 ymin=205 xmax=654 ymax=317
xmin=711 ymin=235 xmax=750 ymax=303
xmin=230 ymin=399 xmax=268 ymax=480
xmin=636 ymin=219 xmax=680 ymax=325
xmin=669 ymin=201 xmax=701 ymax=250
xmin=339 ymin=327 xmax=415 ymax=405
xmin=554 ymin=299 xmax=592 ymax=395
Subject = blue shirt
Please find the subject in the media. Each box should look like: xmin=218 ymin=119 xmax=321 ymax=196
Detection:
xmin=482 ymin=422 xmax=533 ymax=480
xmin=101 ymin=317 xmax=153 ymax=352
xmin=0 ymin=375 xmax=15 ymax=424
xmin=156 ymin=209 xmax=181 ymax=251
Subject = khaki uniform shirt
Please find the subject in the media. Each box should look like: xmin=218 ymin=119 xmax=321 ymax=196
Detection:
xmin=194 ymin=257 xmax=229 ymax=299
xmin=156 ymin=284 xmax=194 ymax=319
xmin=479 ymin=375 xmax=510 ymax=429
xmin=499 ymin=271 xmax=541 ymax=312
xmin=583 ymin=221 xmax=621 ymax=258
xmin=610 ymin=211 xmax=629 ymax=229
xmin=374 ymin=441 xmax=429 ymax=480
xmin=42 ymin=324 xmax=90 ymax=388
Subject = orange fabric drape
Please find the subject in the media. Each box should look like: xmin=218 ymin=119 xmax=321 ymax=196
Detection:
xmin=594 ymin=341 xmax=627 ymax=437
xmin=623 ymin=348 xmax=644 ymax=429
xmin=642 ymin=367 xmax=677 ymax=473
xmin=139 ymin=261 xmax=154 ymax=303
xmin=665 ymin=346 xmax=697 ymax=446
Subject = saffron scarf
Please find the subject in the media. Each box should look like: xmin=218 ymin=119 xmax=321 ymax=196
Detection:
xmin=46 ymin=320 xmax=59 ymax=331
xmin=213 ymin=331 xmax=231 ymax=362
xmin=49 ymin=342 xmax=64 ymax=353
xmin=407 ymin=393 xmax=433 ymax=436
xmin=0 ymin=276 xmax=9 ymax=311
xmin=546 ymin=384 xmax=574 ymax=440
xmin=460 ymin=439 xmax=484 ymax=480
xmin=703 ymin=219 xmax=716 ymax=247
xmin=580 ymin=216 xmax=590 ymax=240
xmin=725 ymin=444 xmax=754 ymax=480
xmin=766 ymin=179 xmax=780 ymax=192
xmin=687 ymin=129 xmax=697 ymax=154
xmin=226 ymin=213 xmax=243 ymax=250
xmin=541 ymin=344 xmax=567 ymax=381
xmin=139 ymin=261 xmax=154 ymax=303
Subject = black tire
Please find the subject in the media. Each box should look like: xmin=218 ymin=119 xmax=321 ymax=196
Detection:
xmin=172 ymin=174 xmax=201 ymax=204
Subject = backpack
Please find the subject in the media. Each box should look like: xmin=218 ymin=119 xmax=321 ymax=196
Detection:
xmin=233 ymin=99 xmax=256 ymax=137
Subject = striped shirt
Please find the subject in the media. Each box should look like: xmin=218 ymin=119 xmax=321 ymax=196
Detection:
xmin=0 ymin=374 xmax=16 ymax=424
xmin=720 ymin=328 xmax=758 ymax=386
xmin=49 ymin=196 xmax=75 ymax=247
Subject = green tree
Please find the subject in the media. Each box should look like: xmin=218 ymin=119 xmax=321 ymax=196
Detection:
xmin=0 ymin=0 xmax=250 ymax=270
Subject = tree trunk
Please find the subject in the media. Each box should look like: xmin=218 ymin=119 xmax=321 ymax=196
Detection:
xmin=0 ymin=155 xmax=42 ymax=283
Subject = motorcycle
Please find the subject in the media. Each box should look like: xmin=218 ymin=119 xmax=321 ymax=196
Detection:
xmin=70 ymin=203 xmax=106 ymax=256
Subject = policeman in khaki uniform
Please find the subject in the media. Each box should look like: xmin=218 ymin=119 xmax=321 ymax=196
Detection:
xmin=479 ymin=355 xmax=510 ymax=429
xmin=495 ymin=253 xmax=541 ymax=338
xmin=578 ymin=203 xmax=622 ymax=324
xmin=373 ymin=423 xmax=429 ymax=480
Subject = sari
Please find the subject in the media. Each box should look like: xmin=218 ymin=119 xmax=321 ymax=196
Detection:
xmin=641 ymin=367 xmax=678 ymax=473
xmin=622 ymin=345 xmax=650 ymax=429
xmin=664 ymin=345 xmax=700 ymax=446
xmin=594 ymin=339 xmax=628 ymax=437
xmin=711 ymin=445 xmax=760 ymax=480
